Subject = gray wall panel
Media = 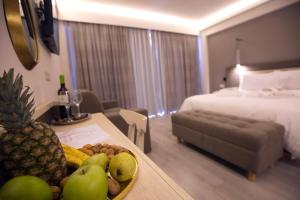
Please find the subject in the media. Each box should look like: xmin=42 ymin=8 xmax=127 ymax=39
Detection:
xmin=207 ymin=2 xmax=300 ymax=91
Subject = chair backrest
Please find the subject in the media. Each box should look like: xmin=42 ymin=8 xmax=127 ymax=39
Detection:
xmin=120 ymin=109 xmax=147 ymax=152
xmin=80 ymin=90 xmax=104 ymax=113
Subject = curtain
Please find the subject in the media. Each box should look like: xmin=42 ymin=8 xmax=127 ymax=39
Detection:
xmin=129 ymin=29 xmax=164 ymax=115
xmin=152 ymin=31 xmax=199 ymax=112
xmin=65 ymin=21 xmax=200 ymax=115
xmin=64 ymin=22 xmax=137 ymax=108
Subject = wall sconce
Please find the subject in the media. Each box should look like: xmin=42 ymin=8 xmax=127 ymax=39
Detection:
xmin=235 ymin=38 xmax=246 ymax=75
xmin=235 ymin=38 xmax=241 ymax=68
xmin=236 ymin=64 xmax=246 ymax=75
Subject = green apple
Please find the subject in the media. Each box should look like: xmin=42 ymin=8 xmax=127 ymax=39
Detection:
xmin=109 ymin=152 xmax=136 ymax=182
xmin=63 ymin=165 xmax=108 ymax=200
xmin=81 ymin=153 xmax=109 ymax=170
xmin=0 ymin=176 xmax=52 ymax=200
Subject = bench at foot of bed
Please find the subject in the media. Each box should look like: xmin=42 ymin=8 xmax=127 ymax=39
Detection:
xmin=171 ymin=109 xmax=284 ymax=181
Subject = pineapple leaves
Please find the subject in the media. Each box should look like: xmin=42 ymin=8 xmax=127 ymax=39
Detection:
xmin=20 ymin=87 xmax=32 ymax=105
xmin=0 ymin=69 xmax=35 ymax=130
xmin=13 ymin=74 xmax=23 ymax=98
xmin=24 ymin=98 xmax=35 ymax=116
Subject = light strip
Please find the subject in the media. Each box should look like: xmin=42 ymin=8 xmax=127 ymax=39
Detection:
xmin=56 ymin=0 xmax=268 ymax=32
xmin=56 ymin=0 xmax=198 ymax=27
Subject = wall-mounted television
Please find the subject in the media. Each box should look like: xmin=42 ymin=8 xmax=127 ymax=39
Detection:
xmin=35 ymin=0 xmax=59 ymax=55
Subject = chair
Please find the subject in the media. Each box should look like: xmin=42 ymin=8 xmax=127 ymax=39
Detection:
xmin=79 ymin=90 xmax=152 ymax=153
xmin=79 ymin=90 xmax=104 ymax=113
xmin=120 ymin=109 xmax=147 ymax=152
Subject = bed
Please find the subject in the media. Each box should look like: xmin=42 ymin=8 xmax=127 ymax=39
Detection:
xmin=179 ymin=67 xmax=300 ymax=158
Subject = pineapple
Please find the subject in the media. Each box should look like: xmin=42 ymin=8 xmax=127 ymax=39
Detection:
xmin=0 ymin=69 xmax=67 ymax=185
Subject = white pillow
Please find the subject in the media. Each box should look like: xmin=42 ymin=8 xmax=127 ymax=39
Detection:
xmin=273 ymin=89 xmax=300 ymax=97
xmin=214 ymin=87 xmax=239 ymax=97
xmin=289 ymin=90 xmax=300 ymax=97
xmin=239 ymin=72 xmax=284 ymax=91
xmin=274 ymin=70 xmax=300 ymax=90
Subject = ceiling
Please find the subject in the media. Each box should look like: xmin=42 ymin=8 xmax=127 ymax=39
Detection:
xmin=57 ymin=0 xmax=269 ymax=34
xmin=86 ymin=0 xmax=238 ymax=20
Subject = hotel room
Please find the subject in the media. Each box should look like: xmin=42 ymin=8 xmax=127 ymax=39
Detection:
xmin=0 ymin=0 xmax=299 ymax=199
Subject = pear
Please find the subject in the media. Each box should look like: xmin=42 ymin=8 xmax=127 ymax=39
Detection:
xmin=63 ymin=165 xmax=108 ymax=200
xmin=81 ymin=153 xmax=109 ymax=170
xmin=109 ymin=152 xmax=136 ymax=182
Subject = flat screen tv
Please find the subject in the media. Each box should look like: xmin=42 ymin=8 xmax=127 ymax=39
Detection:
xmin=36 ymin=0 xmax=59 ymax=54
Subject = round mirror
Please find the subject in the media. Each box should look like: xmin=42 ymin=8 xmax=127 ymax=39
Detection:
xmin=3 ymin=0 xmax=39 ymax=70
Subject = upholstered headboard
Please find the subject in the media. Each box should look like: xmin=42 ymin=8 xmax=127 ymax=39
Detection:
xmin=225 ymin=60 xmax=300 ymax=88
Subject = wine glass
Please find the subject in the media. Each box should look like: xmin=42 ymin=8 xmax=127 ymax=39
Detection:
xmin=64 ymin=101 xmax=72 ymax=122
xmin=57 ymin=91 xmax=72 ymax=122
xmin=69 ymin=90 xmax=83 ymax=119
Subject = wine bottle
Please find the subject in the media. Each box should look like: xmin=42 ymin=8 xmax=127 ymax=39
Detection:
xmin=57 ymin=75 xmax=69 ymax=119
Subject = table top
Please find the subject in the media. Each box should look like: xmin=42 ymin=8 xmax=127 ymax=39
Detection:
xmin=52 ymin=113 xmax=193 ymax=200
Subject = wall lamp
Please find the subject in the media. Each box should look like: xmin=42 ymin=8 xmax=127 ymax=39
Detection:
xmin=235 ymin=38 xmax=246 ymax=75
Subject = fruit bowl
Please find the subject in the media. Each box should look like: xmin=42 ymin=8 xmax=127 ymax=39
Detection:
xmin=63 ymin=143 xmax=138 ymax=200
xmin=0 ymin=144 xmax=138 ymax=200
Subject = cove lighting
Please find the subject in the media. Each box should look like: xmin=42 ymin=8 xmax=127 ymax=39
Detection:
xmin=56 ymin=0 xmax=267 ymax=33
xmin=56 ymin=0 xmax=198 ymax=28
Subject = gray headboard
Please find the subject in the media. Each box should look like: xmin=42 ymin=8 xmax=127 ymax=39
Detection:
xmin=225 ymin=60 xmax=300 ymax=88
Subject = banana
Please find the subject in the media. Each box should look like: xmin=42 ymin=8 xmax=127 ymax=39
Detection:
xmin=62 ymin=144 xmax=90 ymax=168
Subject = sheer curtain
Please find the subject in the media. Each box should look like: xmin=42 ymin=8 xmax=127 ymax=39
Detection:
xmin=152 ymin=31 xmax=199 ymax=113
xmin=129 ymin=29 xmax=164 ymax=115
xmin=65 ymin=21 xmax=200 ymax=115
xmin=64 ymin=22 xmax=137 ymax=108
xmin=128 ymin=30 xmax=200 ymax=115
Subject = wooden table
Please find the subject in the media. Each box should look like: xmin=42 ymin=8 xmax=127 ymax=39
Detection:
xmin=52 ymin=113 xmax=193 ymax=200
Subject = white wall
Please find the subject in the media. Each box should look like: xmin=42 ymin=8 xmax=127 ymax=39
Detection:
xmin=0 ymin=0 xmax=71 ymax=117
xmin=199 ymin=0 xmax=298 ymax=93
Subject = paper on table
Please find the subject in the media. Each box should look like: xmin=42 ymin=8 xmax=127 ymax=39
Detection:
xmin=57 ymin=124 xmax=111 ymax=148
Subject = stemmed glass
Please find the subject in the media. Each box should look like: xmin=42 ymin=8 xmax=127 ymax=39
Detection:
xmin=64 ymin=102 xmax=72 ymax=122
xmin=69 ymin=90 xmax=83 ymax=119
xmin=57 ymin=91 xmax=72 ymax=122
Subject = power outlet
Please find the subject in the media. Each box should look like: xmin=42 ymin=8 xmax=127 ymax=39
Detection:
xmin=45 ymin=71 xmax=51 ymax=82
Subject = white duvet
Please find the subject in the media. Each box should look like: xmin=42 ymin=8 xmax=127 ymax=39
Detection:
xmin=180 ymin=88 xmax=300 ymax=158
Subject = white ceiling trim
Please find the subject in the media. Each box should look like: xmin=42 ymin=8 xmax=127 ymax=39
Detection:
xmin=56 ymin=0 xmax=269 ymax=35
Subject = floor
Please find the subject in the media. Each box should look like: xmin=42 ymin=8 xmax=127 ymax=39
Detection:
xmin=147 ymin=116 xmax=300 ymax=200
